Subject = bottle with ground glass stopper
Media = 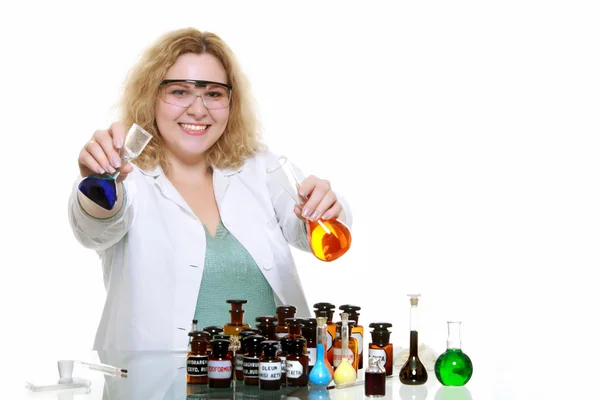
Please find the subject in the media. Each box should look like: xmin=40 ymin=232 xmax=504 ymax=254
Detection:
xmin=187 ymin=330 xmax=210 ymax=384
xmin=275 ymin=305 xmax=297 ymax=338
xmin=399 ymin=294 xmax=428 ymax=385
xmin=340 ymin=304 xmax=364 ymax=369
xmin=207 ymin=339 xmax=233 ymax=388
xmin=255 ymin=315 xmax=278 ymax=340
xmin=243 ymin=334 xmax=265 ymax=386
xmin=223 ymin=299 xmax=250 ymax=336
xmin=301 ymin=317 xmax=317 ymax=374
xmin=434 ymin=321 xmax=473 ymax=386
xmin=259 ymin=340 xmax=282 ymax=390
xmin=212 ymin=334 xmax=234 ymax=361
xmin=236 ymin=328 xmax=261 ymax=381
xmin=368 ymin=322 xmax=393 ymax=376
xmin=202 ymin=326 xmax=224 ymax=355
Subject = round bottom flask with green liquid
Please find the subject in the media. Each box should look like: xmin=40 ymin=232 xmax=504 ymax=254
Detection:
xmin=434 ymin=321 xmax=473 ymax=386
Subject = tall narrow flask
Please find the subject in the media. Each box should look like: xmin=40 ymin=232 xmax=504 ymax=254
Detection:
xmin=308 ymin=317 xmax=333 ymax=387
xmin=399 ymin=294 xmax=428 ymax=385
xmin=333 ymin=312 xmax=357 ymax=385
xmin=313 ymin=302 xmax=336 ymax=365
xmin=434 ymin=321 xmax=473 ymax=386
xmin=223 ymin=299 xmax=250 ymax=336
xmin=339 ymin=304 xmax=364 ymax=369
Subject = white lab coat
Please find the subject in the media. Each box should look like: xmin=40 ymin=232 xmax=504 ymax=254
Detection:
xmin=68 ymin=149 xmax=352 ymax=351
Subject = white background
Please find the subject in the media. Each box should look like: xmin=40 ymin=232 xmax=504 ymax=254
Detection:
xmin=1 ymin=1 xmax=599 ymax=399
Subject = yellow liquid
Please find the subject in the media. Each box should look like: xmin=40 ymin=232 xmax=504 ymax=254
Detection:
xmin=333 ymin=358 xmax=357 ymax=385
xmin=307 ymin=219 xmax=352 ymax=262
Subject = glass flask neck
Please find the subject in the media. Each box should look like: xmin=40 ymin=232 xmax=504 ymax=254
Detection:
xmin=446 ymin=321 xmax=462 ymax=350
xmin=410 ymin=304 xmax=420 ymax=331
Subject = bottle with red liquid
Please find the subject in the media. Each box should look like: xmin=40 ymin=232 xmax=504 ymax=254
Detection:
xmin=399 ymin=294 xmax=428 ymax=385
xmin=365 ymin=357 xmax=386 ymax=397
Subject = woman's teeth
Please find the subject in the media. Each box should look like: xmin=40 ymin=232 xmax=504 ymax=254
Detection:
xmin=180 ymin=124 xmax=207 ymax=131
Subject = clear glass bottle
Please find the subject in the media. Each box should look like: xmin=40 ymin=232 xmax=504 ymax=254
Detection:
xmin=223 ymin=299 xmax=250 ymax=336
xmin=399 ymin=294 xmax=428 ymax=385
xmin=333 ymin=320 xmax=358 ymax=371
xmin=313 ymin=302 xmax=336 ymax=365
xmin=434 ymin=321 xmax=473 ymax=386
xmin=364 ymin=357 xmax=386 ymax=397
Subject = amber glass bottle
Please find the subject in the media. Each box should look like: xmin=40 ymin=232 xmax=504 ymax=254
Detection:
xmin=202 ymin=326 xmax=224 ymax=355
xmin=255 ymin=316 xmax=278 ymax=340
xmin=187 ymin=330 xmax=210 ymax=384
xmin=212 ymin=334 xmax=233 ymax=361
xmin=340 ymin=305 xmax=364 ymax=369
xmin=275 ymin=305 xmax=297 ymax=338
xmin=368 ymin=322 xmax=394 ymax=376
xmin=223 ymin=299 xmax=250 ymax=336
xmin=300 ymin=317 xmax=317 ymax=374
xmin=313 ymin=303 xmax=336 ymax=365
xmin=236 ymin=328 xmax=261 ymax=381
xmin=243 ymin=334 xmax=264 ymax=386
xmin=278 ymin=337 xmax=293 ymax=386
xmin=259 ymin=340 xmax=282 ymax=390
xmin=207 ymin=339 xmax=233 ymax=388
xmin=333 ymin=320 xmax=358 ymax=371
xmin=286 ymin=338 xmax=309 ymax=387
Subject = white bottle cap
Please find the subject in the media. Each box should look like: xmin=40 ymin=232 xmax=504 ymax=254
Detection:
xmin=57 ymin=360 xmax=74 ymax=384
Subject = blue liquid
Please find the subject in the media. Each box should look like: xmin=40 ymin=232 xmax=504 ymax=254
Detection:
xmin=78 ymin=175 xmax=118 ymax=210
xmin=308 ymin=343 xmax=332 ymax=387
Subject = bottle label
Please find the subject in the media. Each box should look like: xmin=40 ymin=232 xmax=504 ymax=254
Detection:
xmin=235 ymin=353 xmax=244 ymax=371
xmin=276 ymin=332 xmax=288 ymax=338
xmin=352 ymin=332 xmax=363 ymax=355
xmin=326 ymin=331 xmax=334 ymax=351
xmin=207 ymin=360 xmax=232 ymax=379
xmin=243 ymin=356 xmax=260 ymax=378
xmin=279 ymin=356 xmax=287 ymax=374
xmin=333 ymin=347 xmax=354 ymax=366
xmin=368 ymin=348 xmax=387 ymax=365
xmin=259 ymin=362 xmax=282 ymax=380
xmin=308 ymin=347 xmax=316 ymax=366
xmin=286 ymin=360 xmax=304 ymax=378
xmin=187 ymin=355 xmax=208 ymax=376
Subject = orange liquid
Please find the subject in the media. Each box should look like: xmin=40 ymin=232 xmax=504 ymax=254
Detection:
xmin=307 ymin=219 xmax=352 ymax=262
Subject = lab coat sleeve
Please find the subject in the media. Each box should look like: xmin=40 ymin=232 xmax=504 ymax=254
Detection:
xmin=67 ymin=176 xmax=134 ymax=252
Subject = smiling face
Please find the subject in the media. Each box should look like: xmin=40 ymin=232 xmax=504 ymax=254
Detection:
xmin=155 ymin=52 xmax=230 ymax=165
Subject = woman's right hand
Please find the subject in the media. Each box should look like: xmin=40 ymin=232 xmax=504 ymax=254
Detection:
xmin=78 ymin=122 xmax=134 ymax=183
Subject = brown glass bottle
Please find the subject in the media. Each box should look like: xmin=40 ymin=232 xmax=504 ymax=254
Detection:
xmin=207 ymin=339 xmax=233 ymax=389
xmin=340 ymin=305 xmax=364 ymax=369
xmin=283 ymin=318 xmax=306 ymax=347
xmin=223 ymin=299 xmax=250 ymax=336
xmin=188 ymin=319 xmax=199 ymax=350
xmin=212 ymin=334 xmax=234 ymax=361
xmin=236 ymin=328 xmax=261 ymax=381
xmin=333 ymin=320 xmax=358 ymax=371
xmin=255 ymin=315 xmax=278 ymax=341
xmin=286 ymin=338 xmax=309 ymax=387
xmin=243 ymin=334 xmax=264 ymax=386
xmin=313 ymin=302 xmax=336 ymax=365
xmin=300 ymin=318 xmax=317 ymax=374
xmin=259 ymin=340 xmax=281 ymax=390
xmin=368 ymin=322 xmax=394 ymax=376
xmin=202 ymin=326 xmax=223 ymax=355
xmin=187 ymin=330 xmax=210 ymax=384
xmin=275 ymin=305 xmax=297 ymax=338
xmin=278 ymin=337 xmax=293 ymax=386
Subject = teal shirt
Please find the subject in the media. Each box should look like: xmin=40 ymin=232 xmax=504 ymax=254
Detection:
xmin=194 ymin=221 xmax=276 ymax=328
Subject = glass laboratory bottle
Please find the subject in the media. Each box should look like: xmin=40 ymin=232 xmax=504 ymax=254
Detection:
xmin=187 ymin=330 xmax=210 ymax=384
xmin=308 ymin=316 xmax=334 ymax=387
xmin=278 ymin=337 xmax=293 ymax=386
xmin=368 ymin=322 xmax=394 ymax=376
xmin=301 ymin=317 xmax=317 ymax=374
xmin=207 ymin=339 xmax=233 ymax=389
xmin=364 ymin=358 xmax=386 ymax=397
xmin=255 ymin=315 xmax=278 ymax=340
xmin=283 ymin=318 xmax=307 ymax=352
xmin=286 ymin=337 xmax=309 ymax=387
xmin=188 ymin=319 xmax=199 ymax=350
xmin=275 ymin=305 xmax=297 ymax=338
xmin=399 ymin=294 xmax=428 ymax=385
xmin=236 ymin=328 xmax=261 ymax=381
xmin=212 ymin=334 xmax=234 ymax=361
xmin=202 ymin=325 xmax=224 ymax=355
xmin=340 ymin=304 xmax=364 ymax=369
xmin=313 ymin=302 xmax=336 ymax=364
xmin=243 ymin=334 xmax=264 ymax=386
xmin=259 ymin=340 xmax=282 ymax=390
xmin=434 ymin=321 xmax=473 ymax=386
xmin=333 ymin=320 xmax=359 ymax=371
xmin=223 ymin=299 xmax=250 ymax=336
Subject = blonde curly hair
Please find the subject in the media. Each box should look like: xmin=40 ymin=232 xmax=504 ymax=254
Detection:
xmin=119 ymin=27 xmax=263 ymax=172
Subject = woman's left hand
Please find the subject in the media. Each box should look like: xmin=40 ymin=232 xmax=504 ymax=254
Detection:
xmin=294 ymin=175 xmax=343 ymax=221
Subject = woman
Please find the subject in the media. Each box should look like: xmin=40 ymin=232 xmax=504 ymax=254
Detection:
xmin=68 ymin=27 xmax=352 ymax=351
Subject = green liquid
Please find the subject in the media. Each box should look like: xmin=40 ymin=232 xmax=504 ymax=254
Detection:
xmin=434 ymin=349 xmax=473 ymax=386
